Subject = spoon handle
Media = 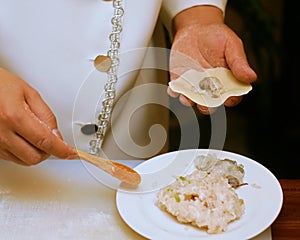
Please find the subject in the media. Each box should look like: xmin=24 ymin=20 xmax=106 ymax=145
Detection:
xmin=77 ymin=150 xmax=141 ymax=185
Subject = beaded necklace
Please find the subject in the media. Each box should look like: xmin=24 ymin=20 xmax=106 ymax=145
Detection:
xmin=88 ymin=0 xmax=124 ymax=156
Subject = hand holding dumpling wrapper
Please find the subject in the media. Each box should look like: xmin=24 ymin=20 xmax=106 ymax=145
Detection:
xmin=168 ymin=67 xmax=252 ymax=108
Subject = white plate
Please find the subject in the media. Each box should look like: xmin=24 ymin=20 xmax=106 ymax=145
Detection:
xmin=116 ymin=149 xmax=283 ymax=240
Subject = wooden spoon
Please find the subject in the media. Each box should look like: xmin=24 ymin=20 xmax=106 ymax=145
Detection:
xmin=77 ymin=150 xmax=141 ymax=186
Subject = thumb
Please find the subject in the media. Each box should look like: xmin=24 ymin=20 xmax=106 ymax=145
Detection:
xmin=225 ymin=39 xmax=257 ymax=83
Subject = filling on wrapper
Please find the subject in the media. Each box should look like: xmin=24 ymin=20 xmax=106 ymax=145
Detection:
xmin=168 ymin=67 xmax=252 ymax=107
xmin=156 ymin=154 xmax=247 ymax=234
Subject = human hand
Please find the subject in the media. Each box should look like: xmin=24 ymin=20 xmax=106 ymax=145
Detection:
xmin=0 ymin=68 xmax=78 ymax=165
xmin=168 ymin=6 xmax=257 ymax=115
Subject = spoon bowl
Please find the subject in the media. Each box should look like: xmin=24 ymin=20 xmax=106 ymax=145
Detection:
xmin=77 ymin=150 xmax=141 ymax=186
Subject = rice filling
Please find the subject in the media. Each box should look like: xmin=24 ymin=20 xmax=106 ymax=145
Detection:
xmin=156 ymin=154 xmax=246 ymax=234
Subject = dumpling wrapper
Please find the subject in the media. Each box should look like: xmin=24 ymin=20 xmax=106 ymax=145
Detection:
xmin=168 ymin=67 xmax=252 ymax=107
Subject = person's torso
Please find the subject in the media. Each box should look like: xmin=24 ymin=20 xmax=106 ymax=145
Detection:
xmin=0 ymin=0 xmax=164 ymax=153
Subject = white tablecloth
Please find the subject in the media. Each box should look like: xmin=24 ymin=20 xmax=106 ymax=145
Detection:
xmin=0 ymin=159 xmax=271 ymax=240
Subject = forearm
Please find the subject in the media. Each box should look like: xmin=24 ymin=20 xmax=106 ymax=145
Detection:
xmin=161 ymin=0 xmax=227 ymax=39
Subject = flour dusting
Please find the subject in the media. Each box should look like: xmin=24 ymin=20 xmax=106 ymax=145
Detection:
xmin=0 ymin=197 xmax=127 ymax=240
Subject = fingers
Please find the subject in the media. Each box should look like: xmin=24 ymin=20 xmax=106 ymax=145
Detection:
xmin=168 ymin=88 xmax=216 ymax=115
xmin=21 ymin=85 xmax=78 ymax=161
xmin=18 ymin=104 xmax=78 ymax=160
xmin=179 ymin=95 xmax=194 ymax=107
xmin=0 ymin=148 xmax=29 ymax=166
xmin=224 ymin=96 xmax=243 ymax=107
xmin=168 ymin=87 xmax=195 ymax=107
xmin=0 ymin=135 xmax=50 ymax=166
xmin=197 ymin=105 xmax=217 ymax=115
xmin=25 ymin=88 xmax=64 ymax=141
xmin=0 ymin=123 xmax=50 ymax=165
xmin=167 ymin=86 xmax=180 ymax=98
xmin=24 ymin=87 xmax=59 ymax=132
xmin=0 ymin=105 xmax=78 ymax=165
xmin=0 ymin=74 xmax=77 ymax=164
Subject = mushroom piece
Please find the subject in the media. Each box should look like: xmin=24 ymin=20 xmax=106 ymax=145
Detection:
xmin=199 ymin=76 xmax=225 ymax=98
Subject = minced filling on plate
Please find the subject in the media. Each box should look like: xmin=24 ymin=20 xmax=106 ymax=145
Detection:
xmin=156 ymin=154 xmax=246 ymax=234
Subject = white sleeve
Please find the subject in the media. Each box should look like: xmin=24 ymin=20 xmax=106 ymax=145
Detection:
xmin=162 ymin=0 xmax=227 ymax=19
xmin=160 ymin=0 xmax=228 ymax=38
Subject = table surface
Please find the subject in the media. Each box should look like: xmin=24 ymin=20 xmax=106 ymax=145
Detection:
xmin=271 ymin=179 xmax=300 ymax=240
xmin=0 ymin=159 xmax=299 ymax=240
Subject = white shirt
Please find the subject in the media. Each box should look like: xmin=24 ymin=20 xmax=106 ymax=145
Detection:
xmin=0 ymin=0 xmax=226 ymax=159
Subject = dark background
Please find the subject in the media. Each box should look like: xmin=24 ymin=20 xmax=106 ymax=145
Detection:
xmin=169 ymin=0 xmax=299 ymax=179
